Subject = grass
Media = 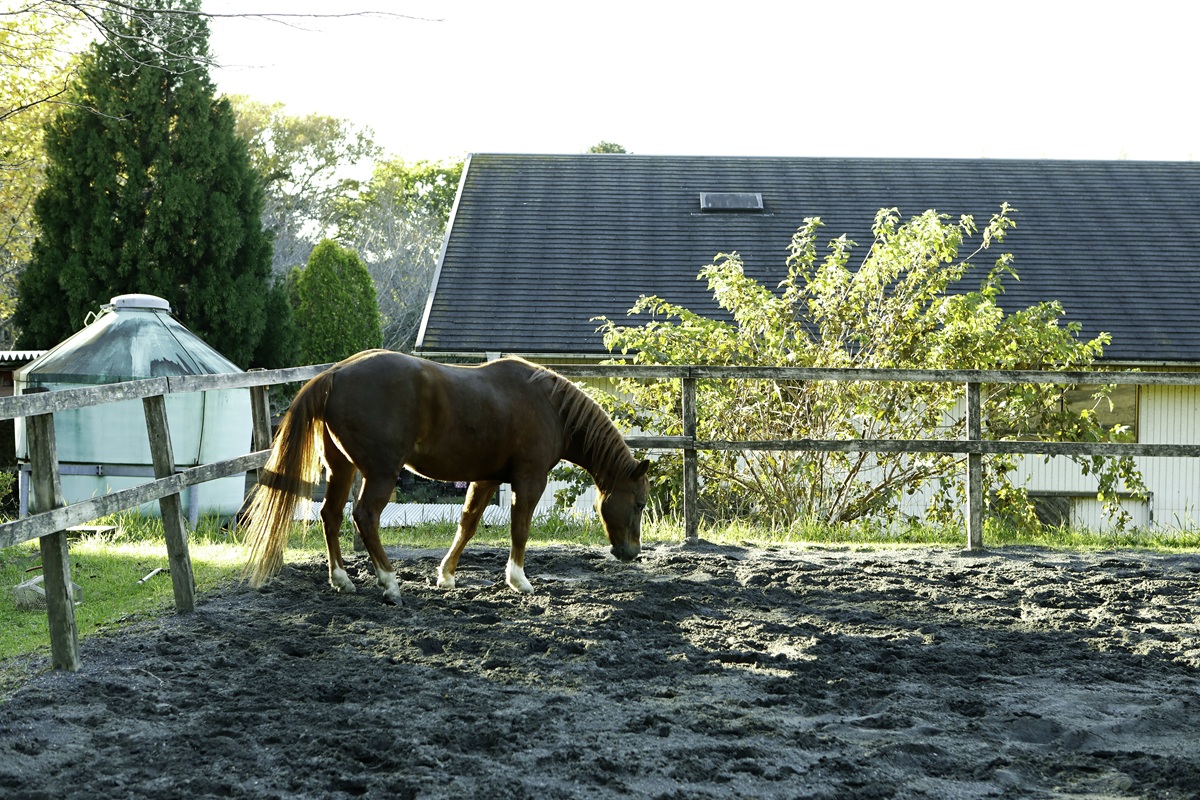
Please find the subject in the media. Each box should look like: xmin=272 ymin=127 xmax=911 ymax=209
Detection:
xmin=743 ymin=516 xmax=1200 ymax=551
xmin=0 ymin=515 xmax=247 ymax=664
xmin=1 ymin=509 xmax=1198 ymax=681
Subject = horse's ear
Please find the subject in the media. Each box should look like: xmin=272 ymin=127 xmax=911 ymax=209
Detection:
xmin=632 ymin=459 xmax=650 ymax=479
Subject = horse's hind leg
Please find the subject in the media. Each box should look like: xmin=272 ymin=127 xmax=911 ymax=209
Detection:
xmin=352 ymin=474 xmax=403 ymax=604
xmin=438 ymin=480 xmax=500 ymax=589
xmin=320 ymin=434 xmax=357 ymax=594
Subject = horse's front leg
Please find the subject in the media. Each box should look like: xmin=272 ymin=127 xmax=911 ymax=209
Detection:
xmin=438 ymin=480 xmax=500 ymax=589
xmin=505 ymin=475 xmax=546 ymax=594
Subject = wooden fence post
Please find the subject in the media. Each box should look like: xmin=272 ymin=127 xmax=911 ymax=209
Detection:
xmin=965 ymin=381 xmax=984 ymax=551
xmin=142 ymin=395 xmax=196 ymax=613
xmin=681 ymin=373 xmax=699 ymax=544
xmin=249 ymin=381 xmax=273 ymax=456
xmin=27 ymin=412 xmax=81 ymax=671
xmin=226 ymin=378 xmax=276 ymax=531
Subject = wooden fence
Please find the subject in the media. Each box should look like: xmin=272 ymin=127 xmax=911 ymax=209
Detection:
xmin=549 ymin=365 xmax=1200 ymax=549
xmin=4 ymin=362 xmax=1200 ymax=671
xmin=0 ymin=364 xmax=327 ymax=671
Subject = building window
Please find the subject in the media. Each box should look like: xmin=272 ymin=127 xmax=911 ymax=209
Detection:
xmin=1062 ymin=383 xmax=1138 ymax=440
xmin=991 ymin=383 xmax=1138 ymax=441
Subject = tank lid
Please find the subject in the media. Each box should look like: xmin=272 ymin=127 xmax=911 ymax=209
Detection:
xmin=108 ymin=294 xmax=171 ymax=312
xmin=15 ymin=292 xmax=240 ymax=385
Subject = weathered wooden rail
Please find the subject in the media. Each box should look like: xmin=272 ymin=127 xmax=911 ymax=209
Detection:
xmin=4 ymin=360 xmax=1199 ymax=671
xmin=0 ymin=364 xmax=328 ymax=671
xmin=549 ymin=365 xmax=1200 ymax=550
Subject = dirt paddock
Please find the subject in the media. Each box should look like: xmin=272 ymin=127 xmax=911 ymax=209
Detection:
xmin=1 ymin=540 xmax=1199 ymax=799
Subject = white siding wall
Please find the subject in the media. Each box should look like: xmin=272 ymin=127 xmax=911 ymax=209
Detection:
xmin=1139 ymin=384 xmax=1200 ymax=526
xmin=1021 ymin=384 xmax=1200 ymax=529
xmin=901 ymin=383 xmax=1200 ymax=530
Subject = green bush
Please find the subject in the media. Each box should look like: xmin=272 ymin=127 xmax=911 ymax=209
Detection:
xmin=597 ymin=206 xmax=1145 ymax=531
xmin=297 ymin=239 xmax=382 ymax=364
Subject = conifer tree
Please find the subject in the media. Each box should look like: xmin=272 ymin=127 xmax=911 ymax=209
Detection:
xmin=14 ymin=0 xmax=284 ymax=367
xmin=297 ymin=239 xmax=382 ymax=365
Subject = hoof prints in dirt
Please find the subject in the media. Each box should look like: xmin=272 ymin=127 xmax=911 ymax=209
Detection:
xmin=2 ymin=543 xmax=1200 ymax=799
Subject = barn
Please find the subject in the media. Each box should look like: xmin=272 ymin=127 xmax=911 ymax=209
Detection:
xmin=416 ymin=154 xmax=1200 ymax=530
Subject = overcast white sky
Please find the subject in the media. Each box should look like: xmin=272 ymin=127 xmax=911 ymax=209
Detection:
xmin=205 ymin=1 xmax=1198 ymax=164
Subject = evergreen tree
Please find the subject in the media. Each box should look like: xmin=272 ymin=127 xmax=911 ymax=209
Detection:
xmin=14 ymin=0 xmax=281 ymax=367
xmin=297 ymin=239 xmax=382 ymax=365
xmin=251 ymin=278 xmax=300 ymax=368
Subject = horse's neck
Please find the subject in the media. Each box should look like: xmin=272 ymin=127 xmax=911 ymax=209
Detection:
xmin=543 ymin=374 xmax=633 ymax=487
xmin=562 ymin=417 xmax=631 ymax=491
xmin=562 ymin=431 xmax=602 ymax=482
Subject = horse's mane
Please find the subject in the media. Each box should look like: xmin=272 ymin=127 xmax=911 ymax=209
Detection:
xmin=523 ymin=362 xmax=636 ymax=482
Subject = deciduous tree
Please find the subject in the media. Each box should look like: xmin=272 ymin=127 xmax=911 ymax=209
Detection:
xmin=337 ymin=157 xmax=462 ymax=351
xmin=0 ymin=4 xmax=76 ymax=346
xmin=597 ymin=206 xmax=1145 ymax=530
xmin=228 ymin=95 xmax=380 ymax=277
xmin=587 ymin=141 xmax=627 ymax=153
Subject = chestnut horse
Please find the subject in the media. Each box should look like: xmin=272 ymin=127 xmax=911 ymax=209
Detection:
xmin=243 ymin=350 xmax=650 ymax=603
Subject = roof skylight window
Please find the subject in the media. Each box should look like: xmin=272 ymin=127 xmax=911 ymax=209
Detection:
xmin=699 ymin=192 xmax=764 ymax=212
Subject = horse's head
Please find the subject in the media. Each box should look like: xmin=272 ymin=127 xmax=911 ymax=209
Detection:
xmin=597 ymin=459 xmax=650 ymax=562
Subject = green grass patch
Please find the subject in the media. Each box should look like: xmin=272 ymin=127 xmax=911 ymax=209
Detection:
xmin=0 ymin=514 xmax=245 ymax=664
xmin=2 ymin=510 xmax=1197 ymax=678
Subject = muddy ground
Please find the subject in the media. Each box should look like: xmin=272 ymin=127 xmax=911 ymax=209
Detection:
xmin=1 ymin=540 xmax=1199 ymax=799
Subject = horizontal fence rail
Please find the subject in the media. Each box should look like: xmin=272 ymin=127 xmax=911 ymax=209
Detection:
xmin=0 ymin=365 xmax=331 ymax=551
xmin=4 ymin=359 xmax=1200 ymax=671
xmin=549 ymin=364 xmax=1200 ymax=386
xmin=621 ymin=436 xmax=1200 ymax=458
xmin=0 ymin=362 xmax=329 ymax=671
xmin=0 ymin=453 xmax=267 ymax=550
xmin=0 ymin=364 xmax=331 ymax=424
xmin=549 ymin=364 xmax=1200 ymax=548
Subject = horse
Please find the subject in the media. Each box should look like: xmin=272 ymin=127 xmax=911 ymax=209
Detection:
xmin=242 ymin=350 xmax=650 ymax=603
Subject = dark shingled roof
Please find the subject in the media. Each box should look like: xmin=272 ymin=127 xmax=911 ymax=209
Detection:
xmin=416 ymin=154 xmax=1200 ymax=364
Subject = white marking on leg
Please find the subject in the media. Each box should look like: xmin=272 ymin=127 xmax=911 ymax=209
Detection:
xmin=377 ymin=569 xmax=403 ymax=605
xmin=330 ymin=567 xmax=356 ymax=594
xmin=437 ymin=557 xmax=456 ymax=590
xmin=506 ymin=559 xmax=534 ymax=594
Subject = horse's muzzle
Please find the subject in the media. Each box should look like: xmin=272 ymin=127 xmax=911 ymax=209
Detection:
xmin=611 ymin=543 xmax=640 ymax=562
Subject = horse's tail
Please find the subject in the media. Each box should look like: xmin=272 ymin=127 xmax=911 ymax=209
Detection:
xmin=242 ymin=370 xmax=335 ymax=587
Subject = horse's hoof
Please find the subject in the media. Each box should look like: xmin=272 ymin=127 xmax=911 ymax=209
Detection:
xmin=375 ymin=569 xmax=404 ymax=604
xmin=330 ymin=567 xmax=356 ymax=594
xmin=383 ymin=591 xmax=403 ymax=606
xmin=505 ymin=564 xmax=534 ymax=594
xmin=505 ymin=561 xmax=535 ymax=594
xmin=436 ymin=569 xmax=456 ymax=589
